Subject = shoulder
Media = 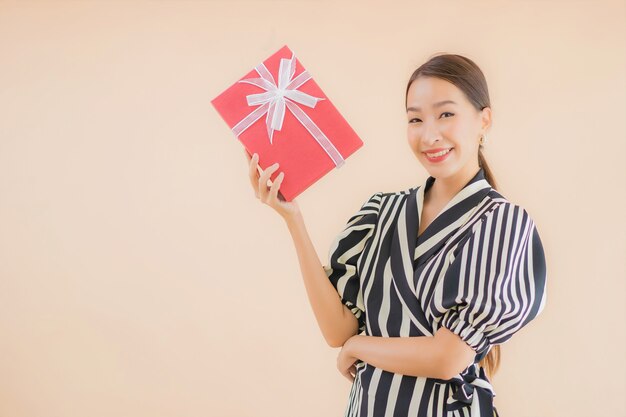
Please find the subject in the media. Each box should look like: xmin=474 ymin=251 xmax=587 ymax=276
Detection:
xmin=472 ymin=193 xmax=539 ymax=242
xmin=357 ymin=186 xmax=410 ymax=207
xmin=382 ymin=184 xmax=415 ymax=197
xmin=371 ymin=186 xmax=415 ymax=205
xmin=345 ymin=191 xmax=383 ymax=224
xmin=479 ymin=189 xmax=538 ymax=222
xmin=349 ymin=187 xmax=412 ymax=223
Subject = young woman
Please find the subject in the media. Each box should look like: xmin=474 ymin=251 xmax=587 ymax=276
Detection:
xmin=244 ymin=54 xmax=547 ymax=417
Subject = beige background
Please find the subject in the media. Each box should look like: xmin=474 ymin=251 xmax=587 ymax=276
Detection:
xmin=1 ymin=1 xmax=624 ymax=416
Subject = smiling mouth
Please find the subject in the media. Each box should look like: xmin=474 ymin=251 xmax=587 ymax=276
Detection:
xmin=423 ymin=148 xmax=453 ymax=157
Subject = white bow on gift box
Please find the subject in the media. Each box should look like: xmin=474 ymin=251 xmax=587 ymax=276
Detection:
xmin=231 ymin=52 xmax=345 ymax=168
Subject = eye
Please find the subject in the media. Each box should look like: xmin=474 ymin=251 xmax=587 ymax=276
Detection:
xmin=408 ymin=112 xmax=454 ymax=124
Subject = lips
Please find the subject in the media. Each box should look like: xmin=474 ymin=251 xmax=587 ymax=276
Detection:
xmin=423 ymin=147 xmax=452 ymax=154
xmin=423 ymin=147 xmax=453 ymax=162
xmin=423 ymin=147 xmax=453 ymax=156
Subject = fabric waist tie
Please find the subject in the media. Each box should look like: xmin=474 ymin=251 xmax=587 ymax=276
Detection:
xmin=436 ymin=364 xmax=496 ymax=417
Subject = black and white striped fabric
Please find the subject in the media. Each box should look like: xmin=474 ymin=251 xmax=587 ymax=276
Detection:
xmin=323 ymin=167 xmax=547 ymax=417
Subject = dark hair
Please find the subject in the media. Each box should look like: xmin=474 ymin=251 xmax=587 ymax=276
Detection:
xmin=405 ymin=53 xmax=501 ymax=379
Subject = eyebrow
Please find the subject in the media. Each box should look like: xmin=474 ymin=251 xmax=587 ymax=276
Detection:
xmin=406 ymin=100 xmax=457 ymax=113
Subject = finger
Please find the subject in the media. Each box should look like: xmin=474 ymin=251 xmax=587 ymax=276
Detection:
xmin=349 ymin=365 xmax=356 ymax=379
xmin=248 ymin=153 xmax=258 ymax=175
xmin=258 ymin=162 xmax=280 ymax=200
xmin=338 ymin=363 xmax=355 ymax=383
xmin=248 ymin=153 xmax=260 ymax=197
xmin=259 ymin=166 xmax=279 ymax=201
xmin=268 ymin=171 xmax=284 ymax=202
xmin=343 ymin=370 xmax=355 ymax=383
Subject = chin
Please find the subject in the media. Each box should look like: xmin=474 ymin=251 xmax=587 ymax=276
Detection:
xmin=424 ymin=164 xmax=459 ymax=180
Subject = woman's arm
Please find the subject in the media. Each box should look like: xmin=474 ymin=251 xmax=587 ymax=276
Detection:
xmin=244 ymin=151 xmax=357 ymax=348
xmin=343 ymin=327 xmax=476 ymax=380
xmin=285 ymin=212 xmax=359 ymax=348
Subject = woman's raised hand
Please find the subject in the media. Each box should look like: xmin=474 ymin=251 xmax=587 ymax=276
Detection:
xmin=245 ymin=148 xmax=300 ymax=220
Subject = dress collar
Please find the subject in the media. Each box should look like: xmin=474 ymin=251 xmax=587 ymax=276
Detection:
xmin=412 ymin=167 xmax=492 ymax=266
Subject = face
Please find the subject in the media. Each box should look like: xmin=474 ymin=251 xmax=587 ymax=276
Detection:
xmin=406 ymin=76 xmax=491 ymax=182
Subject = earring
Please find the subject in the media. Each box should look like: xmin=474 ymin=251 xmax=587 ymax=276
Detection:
xmin=480 ymin=133 xmax=488 ymax=146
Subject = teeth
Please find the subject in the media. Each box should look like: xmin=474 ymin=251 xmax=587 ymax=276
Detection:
xmin=426 ymin=148 xmax=451 ymax=158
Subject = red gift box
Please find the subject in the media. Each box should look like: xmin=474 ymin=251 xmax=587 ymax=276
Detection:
xmin=211 ymin=44 xmax=364 ymax=202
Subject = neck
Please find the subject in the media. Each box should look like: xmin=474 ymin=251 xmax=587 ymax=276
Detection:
xmin=428 ymin=163 xmax=481 ymax=204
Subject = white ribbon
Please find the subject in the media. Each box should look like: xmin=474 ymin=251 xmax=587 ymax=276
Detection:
xmin=231 ymin=52 xmax=345 ymax=168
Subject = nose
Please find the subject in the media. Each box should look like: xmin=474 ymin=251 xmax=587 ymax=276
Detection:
xmin=420 ymin=122 xmax=443 ymax=146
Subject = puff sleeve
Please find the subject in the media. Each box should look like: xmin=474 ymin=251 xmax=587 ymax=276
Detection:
xmin=323 ymin=192 xmax=382 ymax=334
xmin=429 ymin=202 xmax=548 ymax=356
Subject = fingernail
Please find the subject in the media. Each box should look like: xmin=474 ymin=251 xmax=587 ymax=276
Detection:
xmin=253 ymin=153 xmax=258 ymax=160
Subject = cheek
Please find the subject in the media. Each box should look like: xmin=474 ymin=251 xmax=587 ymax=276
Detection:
xmin=446 ymin=123 xmax=475 ymax=149
xmin=407 ymin=130 xmax=420 ymax=149
xmin=407 ymin=122 xmax=424 ymax=135
xmin=406 ymin=125 xmax=416 ymax=140
xmin=443 ymin=121 xmax=463 ymax=136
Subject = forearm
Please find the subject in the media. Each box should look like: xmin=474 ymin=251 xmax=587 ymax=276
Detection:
xmin=345 ymin=335 xmax=447 ymax=379
xmin=285 ymin=212 xmax=357 ymax=347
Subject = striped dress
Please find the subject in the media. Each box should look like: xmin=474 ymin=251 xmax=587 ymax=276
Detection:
xmin=323 ymin=167 xmax=547 ymax=417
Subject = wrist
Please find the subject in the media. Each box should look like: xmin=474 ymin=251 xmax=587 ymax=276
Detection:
xmin=284 ymin=210 xmax=304 ymax=229
xmin=345 ymin=334 xmax=361 ymax=357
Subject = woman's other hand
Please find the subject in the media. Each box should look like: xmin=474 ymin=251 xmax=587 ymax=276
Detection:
xmin=245 ymin=148 xmax=300 ymax=220
xmin=337 ymin=336 xmax=361 ymax=383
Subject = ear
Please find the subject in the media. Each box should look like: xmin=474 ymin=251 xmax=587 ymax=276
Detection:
xmin=480 ymin=106 xmax=492 ymax=132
